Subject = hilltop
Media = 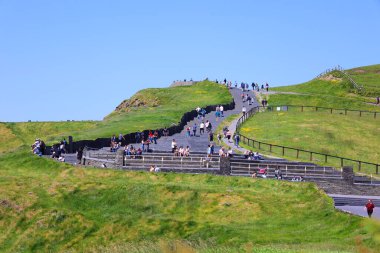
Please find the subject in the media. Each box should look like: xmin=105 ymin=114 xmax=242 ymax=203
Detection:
xmin=269 ymin=64 xmax=380 ymax=110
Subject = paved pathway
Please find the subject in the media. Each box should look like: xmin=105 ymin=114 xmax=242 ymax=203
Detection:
xmin=150 ymin=87 xmax=259 ymax=152
xmin=330 ymin=194 xmax=380 ymax=219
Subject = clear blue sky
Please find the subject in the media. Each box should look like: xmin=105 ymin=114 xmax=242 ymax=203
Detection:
xmin=1 ymin=0 xmax=379 ymax=122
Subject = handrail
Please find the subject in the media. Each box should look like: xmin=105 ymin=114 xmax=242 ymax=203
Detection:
xmin=265 ymin=105 xmax=379 ymax=117
xmin=314 ymin=65 xmax=364 ymax=93
xmin=235 ymin=106 xmax=380 ymax=174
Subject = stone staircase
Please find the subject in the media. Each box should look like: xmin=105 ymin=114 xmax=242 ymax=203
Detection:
xmin=230 ymin=157 xmax=343 ymax=180
xmin=330 ymin=194 xmax=380 ymax=206
xmin=123 ymin=152 xmax=221 ymax=174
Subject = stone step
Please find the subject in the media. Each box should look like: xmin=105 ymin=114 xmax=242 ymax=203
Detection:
xmin=122 ymin=166 xmax=220 ymax=174
xmin=331 ymin=197 xmax=380 ymax=206
xmin=231 ymin=173 xmax=343 ymax=180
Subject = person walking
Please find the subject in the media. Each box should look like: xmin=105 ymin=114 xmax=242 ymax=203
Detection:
xmin=366 ymin=199 xmax=375 ymax=218
xmin=234 ymin=134 xmax=240 ymax=147
xmin=192 ymin=123 xmax=197 ymax=137
xmin=220 ymin=105 xmax=224 ymax=117
xmin=153 ymin=130 xmax=159 ymax=144
xmin=209 ymin=132 xmax=214 ymax=142
xmin=199 ymin=122 xmax=205 ymax=135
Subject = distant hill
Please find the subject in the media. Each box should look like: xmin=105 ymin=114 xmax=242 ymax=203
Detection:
xmin=270 ymin=64 xmax=380 ymax=110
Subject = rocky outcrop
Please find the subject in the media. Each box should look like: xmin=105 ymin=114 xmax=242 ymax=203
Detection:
xmin=115 ymin=92 xmax=160 ymax=113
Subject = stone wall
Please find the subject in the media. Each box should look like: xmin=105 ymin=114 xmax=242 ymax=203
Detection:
xmin=170 ymin=81 xmax=198 ymax=87
xmin=47 ymin=99 xmax=235 ymax=153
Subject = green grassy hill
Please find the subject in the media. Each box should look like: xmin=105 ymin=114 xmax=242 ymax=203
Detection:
xmin=270 ymin=64 xmax=380 ymax=110
xmin=0 ymin=81 xmax=231 ymax=153
xmin=239 ymin=64 xmax=380 ymax=172
xmin=1 ymin=79 xmax=380 ymax=252
xmin=0 ymin=151 xmax=379 ymax=252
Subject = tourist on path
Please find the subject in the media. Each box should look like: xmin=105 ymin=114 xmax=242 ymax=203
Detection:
xmin=220 ymin=105 xmax=224 ymax=117
xmin=205 ymin=120 xmax=212 ymax=133
xmin=209 ymin=132 xmax=214 ymax=142
xmin=366 ymin=200 xmax=375 ymax=218
xmin=171 ymin=139 xmax=177 ymax=153
xmin=186 ymin=126 xmax=191 ymax=138
xmin=242 ymin=106 xmax=247 ymax=116
xmin=199 ymin=122 xmax=205 ymax=135
xmin=135 ymin=132 xmax=141 ymax=143
xmin=234 ymin=134 xmax=240 ymax=147
xmin=153 ymin=130 xmax=158 ymax=144
xmin=118 ymin=133 xmax=125 ymax=144
xmin=192 ymin=123 xmax=197 ymax=137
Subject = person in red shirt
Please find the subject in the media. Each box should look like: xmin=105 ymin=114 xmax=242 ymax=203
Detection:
xmin=365 ymin=200 xmax=375 ymax=218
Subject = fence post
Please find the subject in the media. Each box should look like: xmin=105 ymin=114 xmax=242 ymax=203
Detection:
xmin=359 ymin=111 xmax=362 ymax=117
xmin=259 ymin=142 xmax=261 ymax=150
xmin=310 ymin=152 xmax=313 ymax=161
xmin=270 ymin=144 xmax=272 ymax=153
xmin=316 ymin=107 xmax=318 ymax=111
xmin=296 ymin=149 xmax=299 ymax=158
xmin=341 ymin=158 xmax=344 ymax=167
xmin=330 ymin=108 xmax=333 ymax=114
xmin=376 ymin=164 xmax=379 ymax=174
xmin=345 ymin=109 xmax=347 ymax=115
xmin=282 ymin=147 xmax=285 ymax=156
xmin=358 ymin=161 xmax=361 ymax=171
xmin=325 ymin=155 xmax=327 ymax=163
xmin=301 ymin=106 xmax=303 ymax=112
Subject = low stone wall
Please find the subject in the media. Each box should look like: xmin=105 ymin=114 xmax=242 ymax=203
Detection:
xmin=170 ymin=81 xmax=198 ymax=87
xmin=47 ymin=99 xmax=235 ymax=153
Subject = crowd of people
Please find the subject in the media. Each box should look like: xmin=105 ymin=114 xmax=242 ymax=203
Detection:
xmin=215 ymin=78 xmax=270 ymax=93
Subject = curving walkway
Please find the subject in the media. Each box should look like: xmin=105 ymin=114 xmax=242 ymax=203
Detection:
xmin=150 ymin=87 xmax=259 ymax=153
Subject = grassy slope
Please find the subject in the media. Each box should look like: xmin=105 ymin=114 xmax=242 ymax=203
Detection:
xmin=348 ymin=64 xmax=380 ymax=96
xmin=240 ymin=111 xmax=380 ymax=173
xmin=271 ymin=64 xmax=380 ymax=110
xmin=0 ymin=151 xmax=379 ymax=252
xmin=0 ymin=81 xmax=231 ymax=153
xmin=1 ymin=77 xmax=380 ymax=252
xmin=239 ymin=64 xmax=380 ymax=171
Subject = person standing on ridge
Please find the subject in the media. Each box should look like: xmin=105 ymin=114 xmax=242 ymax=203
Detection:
xmin=366 ymin=199 xmax=375 ymax=218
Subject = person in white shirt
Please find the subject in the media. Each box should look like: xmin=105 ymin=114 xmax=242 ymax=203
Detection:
xmin=220 ymin=105 xmax=224 ymax=117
